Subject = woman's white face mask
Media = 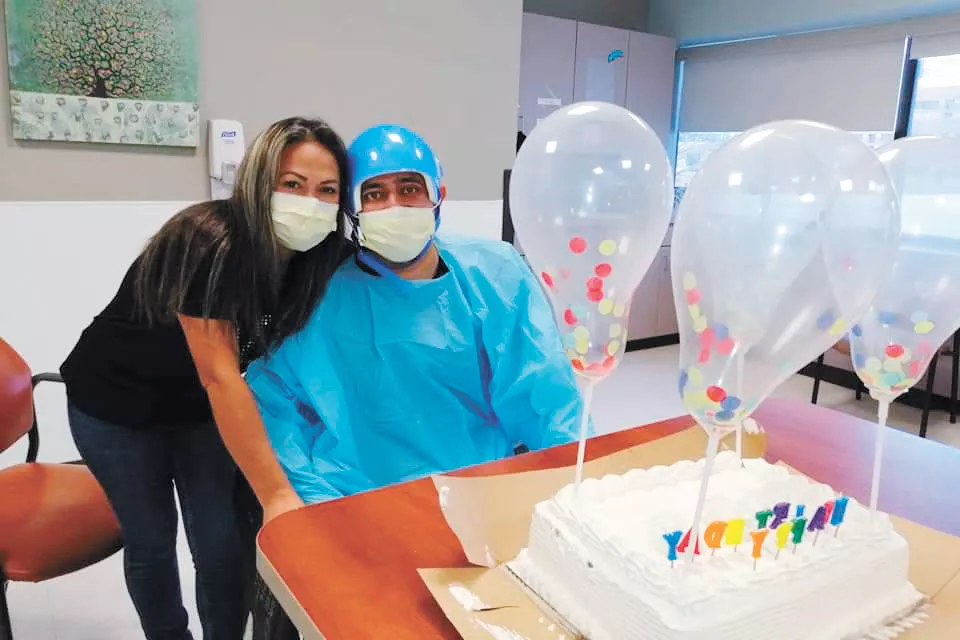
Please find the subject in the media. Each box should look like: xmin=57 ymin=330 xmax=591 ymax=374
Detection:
xmin=358 ymin=206 xmax=436 ymax=264
xmin=271 ymin=192 xmax=339 ymax=252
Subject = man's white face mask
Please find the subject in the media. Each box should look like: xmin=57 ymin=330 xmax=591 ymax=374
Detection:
xmin=358 ymin=206 xmax=436 ymax=264
xmin=271 ymin=192 xmax=339 ymax=252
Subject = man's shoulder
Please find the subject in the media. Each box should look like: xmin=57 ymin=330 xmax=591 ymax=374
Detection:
xmin=436 ymin=235 xmax=522 ymax=267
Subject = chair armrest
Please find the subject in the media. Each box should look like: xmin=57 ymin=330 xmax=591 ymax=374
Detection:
xmin=26 ymin=373 xmax=65 ymax=463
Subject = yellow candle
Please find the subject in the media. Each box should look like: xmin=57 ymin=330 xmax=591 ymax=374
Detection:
xmin=725 ymin=518 xmax=746 ymax=548
xmin=775 ymin=522 xmax=792 ymax=550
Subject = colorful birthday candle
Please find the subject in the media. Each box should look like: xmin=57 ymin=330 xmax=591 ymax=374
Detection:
xmin=704 ymin=521 xmax=728 ymax=555
xmin=755 ymin=509 xmax=774 ymax=529
xmin=774 ymin=522 xmax=791 ymax=559
xmin=791 ymin=518 xmax=807 ymax=552
xmin=770 ymin=502 xmax=791 ymax=529
xmin=831 ymin=496 xmax=850 ymax=537
xmin=750 ymin=529 xmax=769 ymax=571
xmin=664 ymin=530 xmax=683 ymax=566
xmin=807 ymin=505 xmax=828 ymax=545
xmin=725 ymin=518 xmax=746 ymax=551
xmin=824 ymin=500 xmax=836 ymax=525
xmin=677 ymin=529 xmax=702 ymax=556
xmin=795 ymin=504 xmax=806 ymax=518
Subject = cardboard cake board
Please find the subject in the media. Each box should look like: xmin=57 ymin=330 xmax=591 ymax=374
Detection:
xmin=421 ymin=426 xmax=960 ymax=639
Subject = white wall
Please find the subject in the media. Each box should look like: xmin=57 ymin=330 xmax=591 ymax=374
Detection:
xmin=649 ymin=0 xmax=960 ymax=45
xmin=0 ymin=200 xmax=503 ymax=467
xmin=0 ymin=0 xmax=521 ymax=201
xmin=680 ymin=13 xmax=960 ymax=133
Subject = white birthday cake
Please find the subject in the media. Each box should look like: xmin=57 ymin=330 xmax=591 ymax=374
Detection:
xmin=509 ymin=452 xmax=926 ymax=640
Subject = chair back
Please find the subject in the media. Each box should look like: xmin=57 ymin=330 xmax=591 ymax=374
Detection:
xmin=0 ymin=338 xmax=34 ymax=453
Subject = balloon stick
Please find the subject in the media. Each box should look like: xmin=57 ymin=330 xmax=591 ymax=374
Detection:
xmin=573 ymin=381 xmax=596 ymax=497
xmin=869 ymin=398 xmax=889 ymax=515
xmin=734 ymin=352 xmax=745 ymax=461
xmin=686 ymin=429 xmax=720 ymax=563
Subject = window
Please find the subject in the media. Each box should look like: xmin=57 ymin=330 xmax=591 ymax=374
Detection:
xmin=909 ymin=54 xmax=960 ymax=137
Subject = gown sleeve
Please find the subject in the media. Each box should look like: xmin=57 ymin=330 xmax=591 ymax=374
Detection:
xmin=245 ymin=347 xmax=345 ymax=504
xmin=483 ymin=248 xmax=591 ymax=450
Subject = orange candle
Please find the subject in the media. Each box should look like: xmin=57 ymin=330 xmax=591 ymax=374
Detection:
xmin=704 ymin=521 xmax=728 ymax=555
xmin=750 ymin=529 xmax=769 ymax=570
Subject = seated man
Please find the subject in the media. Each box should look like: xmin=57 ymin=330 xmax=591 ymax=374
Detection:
xmin=246 ymin=124 xmax=586 ymax=504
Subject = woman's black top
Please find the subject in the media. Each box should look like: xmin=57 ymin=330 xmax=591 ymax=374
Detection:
xmin=61 ymin=254 xmax=270 ymax=428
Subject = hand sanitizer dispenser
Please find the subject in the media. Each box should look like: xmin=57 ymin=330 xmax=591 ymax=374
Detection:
xmin=209 ymin=119 xmax=246 ymax=200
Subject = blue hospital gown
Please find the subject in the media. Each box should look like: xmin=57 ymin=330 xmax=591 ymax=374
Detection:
xmin=245 ymin=235 xmax=587 ymax=504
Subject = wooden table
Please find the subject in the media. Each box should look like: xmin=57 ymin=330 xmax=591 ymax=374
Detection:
xmin=256 ymin=397 xmax=960 ymax=639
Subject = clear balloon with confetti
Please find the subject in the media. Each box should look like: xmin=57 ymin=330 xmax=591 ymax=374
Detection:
xmin=670 ymin=120 xmax=900 ymax=562
xmin=847 ymin=135 xmax=960 ymax=513
xmin=509 ymin=101 xmax=674 ymax=489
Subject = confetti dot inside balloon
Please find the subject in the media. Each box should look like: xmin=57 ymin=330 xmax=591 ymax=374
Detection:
xmin=716 ymin=410 xmax=735 ymax=422
xmin=569 ymin=237 xmax=587 ymax=254
xmin=689 ymin=304 xmax=702 ymax=320
xmin=678 ymin=371 xmax=689 ymax=393
xmin=885 ymin=344 xmax=905 ymax=359
xmin=563 ymin=309 xmax=577 ymax=326
xmin=587 ymin=277 xmax=604 ymax=291
xmin=917 ymin=341 xmax=933 ymax=357
xmin=571 ymin=359 xmax=585 ymax=371
xmin=854 ymin=354 xmax=866 ymax=369
xmin=909 ymin=360 xmax=924 ymax=377
xmin=682 ymin=272 xmax=697 ymax=291
xmin=573 ymin=326 xmax=590 ymax=341
xmin=576 ymin=340 xmax=589 ymax=355
xmin=716 ymin=337 xmax=735 ymax=356
xmin=686 ymin=289 xmax=701 ymax=305
xmin=713 ymin=323 xmax=730 ymax=341
xmin=878 ymin=311 xmax=898 ymax=325
xmin=881 ymin=371 xmax=904 ymax=387
xmin=698 ymin=349 xmax=710 ymax=364
xmin=816 ymin=311 xmax=835 ymax=331
xmin=607 ymin=340 xmax=622 ymax=356
xmin=721 ymin=396 xmax=742 ymax=411
xmin=609 ymin=324 xmax=622 ymax=339
xmin=914 ymin=320 xmax=935 ymax=335
xmin=541 ymin=272 xmax=554 ymax=289
xmin=598 ymin=299 xmax=614 ymax=315
xmin=700 ymin=327 xmax=715 ymax=350
xmin=882 ymin=358 xmax=902 ymax=373
xmin=595 ymin=263 xmax=613 ymax=278
xmin=693 ymin=316 xmax=708 ymax=333
xmin=587 ymin=288 xmax=604 ymax=303
xmin=911 ymin=311 xmax=929 ymax=324
xmin=688 ymin=367 xmax=704 ymax=386
xmin=598 ymin=239 xmax=617 ymax=256
xmin=865 ymin=357 xmax=882 ymax=372
xmin=851 ymin=324 xmax=863 ymax=338
xmin=613 ymin=303 xmax=626 ymax=318
xmin=828 ymin=319 xmax=847 ymax=337
xmin=706 ymin=386 xmax=727 ymax=403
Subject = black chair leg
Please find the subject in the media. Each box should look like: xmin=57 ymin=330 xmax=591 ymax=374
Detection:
xmin=951 ymin=331 xmax=959 ymax=424
xmin=920 ymin=353 xmax=940 ymax=439
xmin=0 ymin=578 xmax=13 ymax=640
xmin=811 ymin=354 xmax=825 ymax=404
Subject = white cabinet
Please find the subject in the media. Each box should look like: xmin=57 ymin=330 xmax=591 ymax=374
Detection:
xmin=573 ymin=22 xmax=630 ymax=105
xmin=518 ymin=14 xmax=577 ymax=135
xmin=625 ymin=31 xmax=677 ymax=149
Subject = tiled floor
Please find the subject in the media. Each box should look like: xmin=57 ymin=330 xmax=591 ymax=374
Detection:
xmin=7 ymin=345 xmax=960 ymax=639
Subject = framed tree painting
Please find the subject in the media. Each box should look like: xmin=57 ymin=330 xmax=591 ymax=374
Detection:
xmin=4 ymin=0 xmax=199 ymax=147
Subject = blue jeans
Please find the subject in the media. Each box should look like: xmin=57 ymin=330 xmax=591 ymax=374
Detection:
xmin=69 ymin=404 xmax=251 ymax=640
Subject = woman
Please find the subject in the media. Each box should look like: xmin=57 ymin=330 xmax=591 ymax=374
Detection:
xmin=61 ymin=117 xmax=348 ymax=640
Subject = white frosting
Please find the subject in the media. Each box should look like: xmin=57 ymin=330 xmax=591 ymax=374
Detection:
xmin=509 ymin=452 xmax=925 ymax=640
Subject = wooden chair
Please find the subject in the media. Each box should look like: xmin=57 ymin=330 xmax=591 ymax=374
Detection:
xmin=810 ymin=332 xmax=960 ymax=438
xmin=0 ymin=338 xmax=122 ymax=640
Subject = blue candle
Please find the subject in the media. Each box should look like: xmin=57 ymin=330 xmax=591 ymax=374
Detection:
xmin=663 ymin=530 xmax=683 ymax=563
xmin=795 ymin=504 xmax=806 ymax=518
xmin=830 ymin=497 xmax=849 ymax=527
